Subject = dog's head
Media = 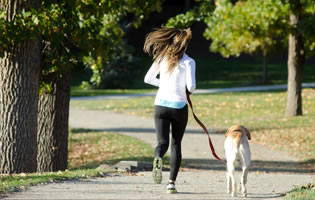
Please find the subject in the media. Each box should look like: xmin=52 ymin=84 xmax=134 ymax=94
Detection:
xmin=225 ymin=125 xmax=251 ymax=140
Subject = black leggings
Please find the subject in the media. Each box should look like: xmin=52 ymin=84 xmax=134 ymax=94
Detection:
xmin=154 ymin=105 xmax=188 ymax=181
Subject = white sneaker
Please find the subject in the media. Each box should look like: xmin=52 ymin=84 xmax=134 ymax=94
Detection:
xmin=167 ymin=182 xmax=177 ymax=194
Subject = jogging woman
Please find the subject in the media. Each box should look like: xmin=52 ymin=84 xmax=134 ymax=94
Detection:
xmin=143 ymin=27 xmax=196 ymax=194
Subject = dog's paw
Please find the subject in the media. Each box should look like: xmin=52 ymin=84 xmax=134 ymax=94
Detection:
xmin=242 ymin=192 xmax=247 ymax=197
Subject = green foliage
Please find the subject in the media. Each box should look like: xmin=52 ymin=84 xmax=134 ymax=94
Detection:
xmin=166 ymin=0 xmax=215 ymax=28
xmin=0 ymin=0 xmax=164 ymax=88
xmin=203 ymin=0 xmax=289 ymax=57
xmin=299 ymin=0 xmax=315 ymax=56
xmin=166 ymin=0 xmax=315 ymax=58
xmin=78 ymin=0 xmax=164 ymax=88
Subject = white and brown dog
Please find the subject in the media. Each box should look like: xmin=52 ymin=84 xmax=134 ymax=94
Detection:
xmin=224 ymin=125 xmax=251 ymax=197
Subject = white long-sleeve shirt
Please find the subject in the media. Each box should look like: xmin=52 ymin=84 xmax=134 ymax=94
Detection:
xmin=144 ymin=53 xmax=196 ymax=108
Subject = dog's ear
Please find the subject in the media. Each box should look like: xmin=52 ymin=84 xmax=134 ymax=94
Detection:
xmin=225 ymin=128 xmax=230 ymax=137
xmin=241 ymin=126 xmax=251 ymax=140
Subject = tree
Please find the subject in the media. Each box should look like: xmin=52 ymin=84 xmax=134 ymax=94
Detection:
xmin=203 ymin=0 xmax=289 ymax=84
xmin=36 ymin=0 xmax=164 ymax=171
xmin=167 ymin=0 xmax=315 ymax=116
xmin=168 ymin=0 xmax=288 ymax=83
xmin=284 ymin=0 xmax=314 ymax=116
xmin=37 ymin=71 xmax=70 ymax=172
xmin=286 ymin=0 xmax=304 ymax=116
xmin=1 ymin=0 xmax=164 ymax=172
xmin=36 ymin=0 xmax=78 ymax=172
xmin=0 ymin=0 xmax=41 ymax=173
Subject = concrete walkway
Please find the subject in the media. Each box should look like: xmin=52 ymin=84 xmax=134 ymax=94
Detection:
xmin=4 ymin=84 xmax=315 ymax=200
xmin=71 ymin=83 xmax=315 ymax=101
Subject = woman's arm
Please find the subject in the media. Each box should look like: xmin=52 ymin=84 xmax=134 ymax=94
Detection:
xmin=186 ymin=59 xmax=196 ymax=93
xmin=144 ymin=62 xmax=160 ymax=87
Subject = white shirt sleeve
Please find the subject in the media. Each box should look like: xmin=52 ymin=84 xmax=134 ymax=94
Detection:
xmin=144 ymin=61 xmax=160 ymax=87
xmin=186 ymin=59 xmax=196 ymax=93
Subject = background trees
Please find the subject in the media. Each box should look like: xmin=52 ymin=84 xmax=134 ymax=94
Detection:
xmin=167 ymin=0 xmax=315 ymax=116
xmin=202 ymin=0 xmax=289 ymax=84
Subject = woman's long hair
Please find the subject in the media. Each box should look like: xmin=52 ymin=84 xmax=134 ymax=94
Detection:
xmin=143 ymin=27 xmax=192 ymax=73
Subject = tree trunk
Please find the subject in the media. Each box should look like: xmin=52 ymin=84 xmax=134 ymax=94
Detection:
xmin=37 ymin=72 xmax=70 ymax=172
xmin=286 ymin=1 xmax=304 ymax=116
xmin=0 ymin=0 xmax=41 ymax=174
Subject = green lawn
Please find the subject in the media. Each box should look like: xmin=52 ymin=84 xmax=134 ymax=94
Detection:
xmin=0 ymin=169 xmax=107 ymax=194
xmin=284 ymin=184 xmax=315 ymax=200
xmin=70 ymin=88 xmax=315 ymax=200
xmin=68 ymin=130 xmax=156 ymax=169
xmin=71 ymin=87 xmax=154 ymax=97
xmin=70 ymin=89 xmax=315 ymax=161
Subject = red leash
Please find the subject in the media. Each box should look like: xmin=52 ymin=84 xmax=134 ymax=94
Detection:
xmin=186 ymin=92 xmax=226 ymax=163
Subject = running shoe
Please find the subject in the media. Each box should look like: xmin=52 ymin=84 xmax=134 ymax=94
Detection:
xmin=152 ymin=157 xmax=162 ymax=184
xmin=167 ymin=182 xmax=177 ymax=194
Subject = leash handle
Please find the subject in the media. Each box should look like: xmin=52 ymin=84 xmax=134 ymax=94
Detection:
xmin=186 ymin=92 xmax=226 ymax=163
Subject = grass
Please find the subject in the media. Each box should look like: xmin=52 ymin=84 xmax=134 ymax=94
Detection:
xmin=70 ymin=89 xmax=315 ymax=162
xmin=69 ymin=88 xmax=315 ymax=199
xmin=0 ymin=169 xmax=107 ymax=195
xmin=0 ymin=130 xmax=160 ymax=195
xmin=1 ymin=93 xmax=314 ymax=198
xmin=284 ymin=184 xmax=315 ymax=200
xmin=71 ymin=87 xmax=154 ymax=97
xmin=68 ymin=129 xmax=157 ymax=169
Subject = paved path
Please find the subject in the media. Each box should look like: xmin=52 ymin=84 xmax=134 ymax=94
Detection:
xmin=4 ymin=84 xmax=315 ymax=199
xmin=5 ymin=108 xmax=314 ymax=200
xmin=3 ymin=172 xmax=312 ymax=200
xmin=68 ymin=109 xmax=307 ymax=173
xmin=71 ymin=83 xmax=315 ymax=101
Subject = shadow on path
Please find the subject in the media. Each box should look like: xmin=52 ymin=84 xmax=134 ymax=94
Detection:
xmin=183 ymin=158 xmax=315 ymax=174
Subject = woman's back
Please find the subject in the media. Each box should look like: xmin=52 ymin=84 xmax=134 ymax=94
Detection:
xmin=156 ymin=54 xmax=196 ymax=104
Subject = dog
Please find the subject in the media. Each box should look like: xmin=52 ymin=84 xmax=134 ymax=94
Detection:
xmin=224 ymin=125 xmax=251 ymax=197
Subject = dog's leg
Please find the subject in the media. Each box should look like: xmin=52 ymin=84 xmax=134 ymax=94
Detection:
xmin=241 ymin=166 xmax=249 ymax=197
xmin=240 ymin=143 xmax=251 ymax=197
xmin=226 ymin=171 xmax=231 ymax=194
xmin=227 ymin=161 xmax=237 ymax=197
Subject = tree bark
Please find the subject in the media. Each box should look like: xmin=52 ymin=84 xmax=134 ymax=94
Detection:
xmin=286 ymin=1 xmax=304 ymax=116
xmin=37 ymin=72 xmax=70 ymax=172
xmin=0 ymin=0 xmax=41 ymax=174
